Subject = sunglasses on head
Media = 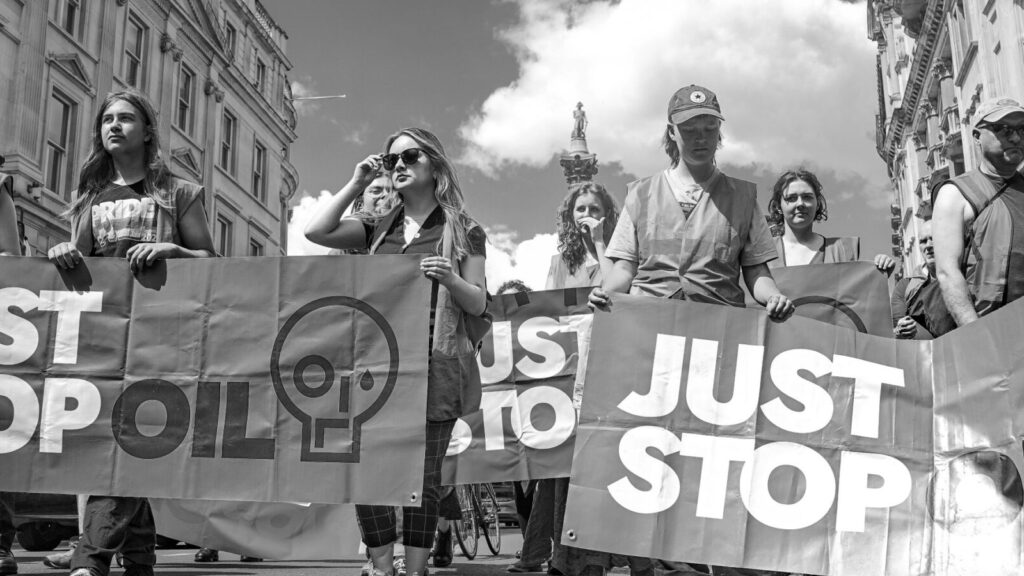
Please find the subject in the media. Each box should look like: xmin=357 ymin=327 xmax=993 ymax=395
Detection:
xmin=982 ymin=123 xmax=1024 ymax=139
xmin=381 ymin=148 xmax=425 ymax=171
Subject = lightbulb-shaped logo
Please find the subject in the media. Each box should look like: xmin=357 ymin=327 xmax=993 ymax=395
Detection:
xmin=270 ymin=296 xmax=399 ymax=462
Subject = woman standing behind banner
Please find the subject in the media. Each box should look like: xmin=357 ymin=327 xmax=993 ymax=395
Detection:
xmin=305 ymin=127 xmax=488 ymax=576
xmin=765 ymin=169 xmax=895 ymax=274
xmin=47 ymin=89 xmax=215 ymax=576
xmin=545 ymin=183 xmax=617 ymax=289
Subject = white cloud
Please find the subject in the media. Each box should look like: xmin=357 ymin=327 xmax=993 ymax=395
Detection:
xmin=459 ymin=0 xmax=880 ymax=184
xmin=484 ymin=228 xmax=557 ymax=291
xmin=287 ymin=191 xmax=334 ymax=256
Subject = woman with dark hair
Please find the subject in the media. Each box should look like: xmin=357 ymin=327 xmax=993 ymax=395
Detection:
xmin=48 ymin=89 xmax=215 ymax=576
xmin=546 ymin=183 xmax=618 ymax=289
xmin=766 ymin=169 xmax=895 ymax=273
xmin=305 ymin=127 xmax=487 ymax=576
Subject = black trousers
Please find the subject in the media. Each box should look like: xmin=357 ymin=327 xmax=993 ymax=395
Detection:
xmin=0 ymin=493 xmax=14 ymax=552
xmin=71 ymin=496 xmax=155 ymax=576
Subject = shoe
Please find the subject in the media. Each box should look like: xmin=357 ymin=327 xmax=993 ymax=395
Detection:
xmin=393 ymin=556 xmax=406 ymax=576
xmin=0 ymin=548 xmax=15 ymax=576
xmin=122 ymin=563 xmax=154 ymax=576
xmin=43 ymin=540 xmax=76 ymax=570
xmin=508 ymin=563 xmax=544 ymax=573
xmin=194 ymin=548 xmax=219 ymax=562
xmin=361 ymin=558 xmax=375 ymax=576
xmin=432 ymin=527 xmax=453 ymax=568
xmin=546 ymin=568 xmax=564 ymax=576
xmin=240 ymin=556 xmax=263 ymax=562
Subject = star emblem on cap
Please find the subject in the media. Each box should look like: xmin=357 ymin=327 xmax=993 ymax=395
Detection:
xmin=690 ymin=91 xmax=707 ymax=104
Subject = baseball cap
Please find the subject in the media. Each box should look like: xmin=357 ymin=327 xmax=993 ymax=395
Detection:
xmin=668 ymin=85 xmax=725 ymax=125
xmin=974 ymin=97 xmax=1024 ymax=128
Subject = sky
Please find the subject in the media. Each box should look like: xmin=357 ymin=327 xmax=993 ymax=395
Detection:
xmin=268 ymin=0 xmax=893 ymax=290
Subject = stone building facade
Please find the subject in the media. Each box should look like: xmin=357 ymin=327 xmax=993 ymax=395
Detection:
xmin=0 ymin=0 xmax=298 ymax=256
xmin=869 ymin=0 xmax=1024 ymax=277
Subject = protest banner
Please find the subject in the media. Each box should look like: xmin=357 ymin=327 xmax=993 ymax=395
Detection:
xmin=149 ymin=499 xmax=359 ymax=560
xmin=442 ymin=288 xmax=592 ymax=484
xmin=0 ymin=256 xmax=429 ymax=505
xmin=564 ymin=295 xmax=934 ymax=575
xmin=768 ymin=261 xmax=893 ymax=337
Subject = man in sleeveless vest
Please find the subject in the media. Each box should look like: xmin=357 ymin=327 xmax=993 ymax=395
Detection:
xmin=933 ymin=97 xmax=1024 ymax=325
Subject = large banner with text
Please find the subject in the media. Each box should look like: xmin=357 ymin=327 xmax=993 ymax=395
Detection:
xmin=0 ymin=256 xmax=429 ymax=505
xmin=563 ymin=295 xmax=933 ymax=575
xmin=442 ymin=288 xmax=592 ymax=484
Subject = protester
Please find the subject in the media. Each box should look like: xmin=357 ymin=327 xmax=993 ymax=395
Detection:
xmin=589 ymin=84 xmax=793 ymax=576
xmin=305 ymin=127 xmax=488 ymax=576
xmin=46 ymin=89 xmax=215 ymax=576
xmin=0 ymin=155 xmax=20 ymax=576
xmin=765 ymin=169 xmax=895 ymax=274
xmin=497 ymin=279 xmax=530 ymax=295
xmin=545 ymin=182 xmax=617 ymax=289
xmin=933 ymin=96 xmax=1024 ymax=328
xmin=41 ymin=496 xmax=88 ymax=570
xmin=590 ymin=84 xmax=792 ymax=318
xmin=328 ymin=173 xmax=398 ymax=256
xmin=891 ymin=219 xmax=941 ymax=339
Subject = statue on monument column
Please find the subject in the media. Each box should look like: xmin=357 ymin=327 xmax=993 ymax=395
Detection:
xmin=572 ymin=102 xmax=588 ymax=140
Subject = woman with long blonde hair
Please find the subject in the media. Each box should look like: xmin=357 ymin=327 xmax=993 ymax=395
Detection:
xmin=305 ymin=127 xmax=487 ymax=576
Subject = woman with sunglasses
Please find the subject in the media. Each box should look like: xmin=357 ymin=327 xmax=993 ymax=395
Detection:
xmin=305 ymin=128 xmax=487 ymax=576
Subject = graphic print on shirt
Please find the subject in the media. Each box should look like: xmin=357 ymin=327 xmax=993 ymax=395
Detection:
xmin=91 ymin=196 xmax=157 ymax=251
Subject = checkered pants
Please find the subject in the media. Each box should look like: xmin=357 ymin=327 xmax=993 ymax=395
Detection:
xmin=356 ymin=419 xmax=455 ymax=549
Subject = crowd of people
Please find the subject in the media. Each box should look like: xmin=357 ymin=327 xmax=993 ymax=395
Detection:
xmin=0 ymin=79 xmax=1023 ymax=576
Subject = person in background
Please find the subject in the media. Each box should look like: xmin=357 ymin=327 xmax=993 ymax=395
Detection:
xmin=765 ymin=168 xmax=895 ymax=273
xmin=546 ymin=183 xmax=617 ymax=289
xmin=305 ymin=127 xmax=488 ymax=576
xmin=47 ymin=89 xmax=215 ymax=576
xmin=892 ymin=219 xmax=940 ymax=339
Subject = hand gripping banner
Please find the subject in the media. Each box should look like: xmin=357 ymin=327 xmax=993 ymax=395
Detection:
xmin=0 ymin=256 xmax=429 ymax=505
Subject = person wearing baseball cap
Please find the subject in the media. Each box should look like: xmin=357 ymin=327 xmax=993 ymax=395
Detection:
xmin=932 ymin=95 xmax=1024 ymax=329
xmin=589 ymin=84 xmax=793 ymax=320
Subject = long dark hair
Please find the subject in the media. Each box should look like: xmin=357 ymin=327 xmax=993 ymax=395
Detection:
xmin=555 ymin=182 xmax=618 ymax=275
xmin=383 ymin=127 xmax=479 ymax=260
xmin=64 ymin=90 xmax=170 ymax=221
xmin=766 ymin=168 xmax=828 ymax=236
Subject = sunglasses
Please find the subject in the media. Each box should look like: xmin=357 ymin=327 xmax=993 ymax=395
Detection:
xmin=982 ymin=123 xmax=1024 ymax=139
xmin=381 ymin=148 xmax=425 ymax=171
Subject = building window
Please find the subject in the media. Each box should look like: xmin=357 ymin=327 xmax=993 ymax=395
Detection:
xmin=224 ymin=22 xmax=237 ymax=60
xmin=220 ymin=110 xmax=237 ymax=175
xmin=176 ymin=64 xmax=195 ymax=135
xmin=255 ymin=58 xmax=267 ymax=94
xmin=249 ymin=238 xmax=264 ymax=256
xmin=216 ymin=214 xmax=233 ymax=256
xmin=252 ymin=141 xmax=267 ymax=202
xmin=46 ymin=89 xmax=77 ymax=201
xmin=51 ymin=0 xmax=87 ymax=40
xmin=124 ymin=12 xmax=148 ymax=88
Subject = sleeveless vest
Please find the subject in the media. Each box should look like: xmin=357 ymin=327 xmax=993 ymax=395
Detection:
xmin=626 ymin=171 xmax=760 ymax=306
xmin=935 ymin=170 xmax=1024 ymax=317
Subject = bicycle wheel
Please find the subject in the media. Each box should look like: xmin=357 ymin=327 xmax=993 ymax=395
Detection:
xmin=478 ymin=483 xmax=502 ymax=555
xmin=453 ymin=485 xmax=478 ymax=560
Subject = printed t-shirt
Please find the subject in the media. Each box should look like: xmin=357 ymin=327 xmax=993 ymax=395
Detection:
xmin=90 ymin=180 xmax=156 ymax=258
xmin=605 ymin=169 xmax=776 ymax=306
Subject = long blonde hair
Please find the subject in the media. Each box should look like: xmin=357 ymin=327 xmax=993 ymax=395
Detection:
xmin=383 ymin=127 xmax=479 ymax=260
xmin=63 ymin=90 xmax=171 ymax=221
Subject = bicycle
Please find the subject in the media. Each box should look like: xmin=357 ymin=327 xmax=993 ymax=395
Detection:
xmin=452 ymin=483 xmax=502 ymax=559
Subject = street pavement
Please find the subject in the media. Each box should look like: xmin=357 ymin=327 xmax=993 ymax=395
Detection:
xmin=10 ymin=531 xmax=529 ymax=576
